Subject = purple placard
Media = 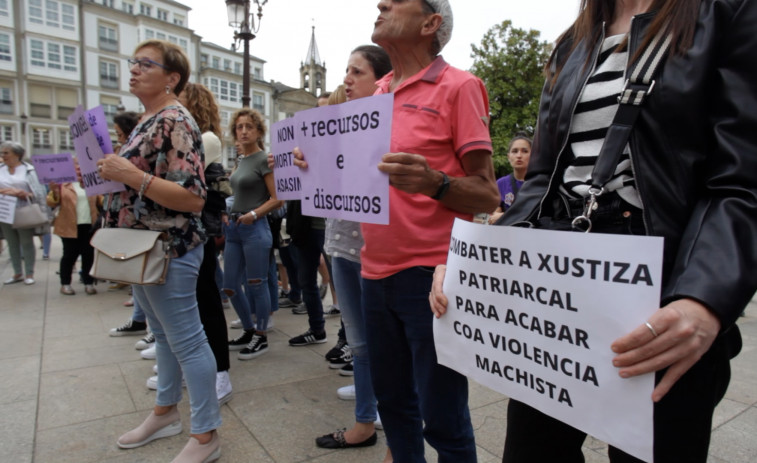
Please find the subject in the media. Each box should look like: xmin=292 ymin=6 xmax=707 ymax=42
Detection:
xmin=31 ymin=153 xmax=78 ymax=185
xmin=271 ymin=119 xmax=301 ymax=200
xmin=295 ymin=93 xmax=393 ymax=225
xmin=69 ymin=105 xmax=125 ymax=196
xmin=86 ymin=105 xmax=115 ymax=154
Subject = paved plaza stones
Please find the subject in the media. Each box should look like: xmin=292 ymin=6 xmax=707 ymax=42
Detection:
xmin=1 ymin=238 xmax=756 ymax=462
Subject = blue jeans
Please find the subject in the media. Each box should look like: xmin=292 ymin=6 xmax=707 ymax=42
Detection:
xmin=332 ymin=257 xmax=377 ymax=423
xmin=292 ymin=228 xmax=325 ymax=332
xmin=131 ymin=291 xmax=146 ymax=323
xmin=222 ymin=219 xmax=272 ymax=331
xmin=363 ymin=266 xmax=476 ymax=463
xmin=132 ymin=245 xmax=221 ymax=435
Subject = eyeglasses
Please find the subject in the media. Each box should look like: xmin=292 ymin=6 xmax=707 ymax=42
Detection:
xmin=127 ymin=57 xmax=169 ymax=72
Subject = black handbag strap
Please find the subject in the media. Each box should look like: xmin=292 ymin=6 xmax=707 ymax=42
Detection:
xmin=572 ymin=26 xmax=673 ymax=232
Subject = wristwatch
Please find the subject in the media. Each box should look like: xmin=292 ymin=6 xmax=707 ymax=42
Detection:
xmin=431 ymin=171 xmax=450 ymax=200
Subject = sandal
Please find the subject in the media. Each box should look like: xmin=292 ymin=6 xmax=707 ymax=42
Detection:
xmin=315 ymin=428 xmax=377 ymax=449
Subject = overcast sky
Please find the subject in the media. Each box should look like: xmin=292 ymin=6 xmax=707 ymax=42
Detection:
xmin=181 ymin=0 xmax=581 ymax=89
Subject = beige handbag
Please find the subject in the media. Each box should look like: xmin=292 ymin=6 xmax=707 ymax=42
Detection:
xmin=12 ymin=198 xmax=49 ymax=229
xmin=90 ymin=228 xmax=171 ymax=285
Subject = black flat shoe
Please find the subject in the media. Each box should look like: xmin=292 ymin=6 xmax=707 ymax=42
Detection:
xmin=315 ymin=428 xmax=377 ymax=449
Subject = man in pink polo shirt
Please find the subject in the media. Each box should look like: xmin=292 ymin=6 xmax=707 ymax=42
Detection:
xmin=361 ymin=1 xmax=500 ymax=461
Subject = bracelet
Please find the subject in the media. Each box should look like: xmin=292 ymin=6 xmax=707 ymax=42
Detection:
xmin=138 ymin=173 xmax=154 ymax=199
xmin=250 ymin=210 xmax=258 ymax=221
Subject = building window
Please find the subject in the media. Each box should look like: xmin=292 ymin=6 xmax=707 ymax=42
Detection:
xmin=99 ymin=60 xmax=118 ymax=89
xmin=173 ymin=15 xmax=184 ymax=26
xmin=229 ymin=82 xmax=238 ymax=103
xmin=253 ymin=67 xmax=262 ymax=80
xmin=29 ymin=85 xmax=50 ymax=118
xmin=101 ymin=0 xmax=114 ymax=7
xmin=212 ymin=57 xmax=220 ymax=69
xmin=0 ymin=125 xmax=13 ymax=142
xmin=32 ymin=127 xmax=52 ymax=151
xmin=29 ymin=0 xmax=43 ymax=24
xmin=201 ymin=54 xmax=208 ymax=67
xmin=59 ymin=128 xmax=75 ymax=151
xmin=30 ymin=39 xmax=77 ymax=72
xmin=156 ymin=32 xmax=166 ymax=40
xmin=234 ymin=62 xmax=242 ymax=75
xmin=139 ymin=3 xmax=151 ymax=16
xmin=144 ymin=29 xmax=154 ymax=40
xmin=224 ymin=59 xmax=231 ymax=71
xmin=0 ymin=0 xmax=8 ymax=18
xmin=56 ymin=88 xmax=77 ymax=121
xmin=0 ymin=86 xmax=12 ymax=114
xmin=33 ymin=0 xmax=76 ymax=31
xmin=179 ymin=39 xmax=188 ymax=50
xmin=0 ymin=33 xmax=11 ymax=62
xmin=101 ymin=96 xmax=120 ymax=125
xmin=122 ymin=1 xmax=134 ymax=14
xmin=219 ymin=81 xmax=229 ymax=101
xmin=98 ymin=24 xmax=118 ymax=52
xmin=253 ymin=94 xmax=265 ymax=113
xmin=157 ymin=9 xmax=168 ymax=21
xmin=208 ymin=78 xmax=219 ymax=97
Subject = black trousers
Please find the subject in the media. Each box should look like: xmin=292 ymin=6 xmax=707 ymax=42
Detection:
xmin=503 ymin=196 xmax=739 ymax=462
xmin=502 ymin=334 xmax=734 ymax=462
xmin=59 ymin=224 xmax=94 ymax=285
xmin=196 ymin=238 xmax=230 ymax=372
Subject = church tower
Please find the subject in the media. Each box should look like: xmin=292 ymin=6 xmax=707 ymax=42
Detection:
xmin=300 ymin=26 xmax=326 ymax=97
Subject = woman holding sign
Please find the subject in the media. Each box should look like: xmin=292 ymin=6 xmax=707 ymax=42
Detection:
xmin=431 ymin=0 xmax=757 ymax=461
xmin=96 ymin=39 xmax=221 ymax=462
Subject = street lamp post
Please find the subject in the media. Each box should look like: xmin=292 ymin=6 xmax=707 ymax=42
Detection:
xmin=226 ymin=0 xmax=268 ymax=108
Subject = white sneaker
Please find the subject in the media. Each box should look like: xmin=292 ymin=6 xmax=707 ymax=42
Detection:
xmin=146 ymin=374 xmax=185 ymax=390
xmin=153 ymin=364 xmax=158 ymax=374
xmin=140 ymin=344 xmax=156 ymax=360
xmin=374 ymin=416 xmax=383 ymax=430
xmin=337 ymin=384 xmax=356 ymax=400
xmin=267 ymin=316 xmax=274 ymax=329
xmin=216 ymin=370 xmax=233 ymax=405
xmin=230 ymin=319 xmax=242 ymax=329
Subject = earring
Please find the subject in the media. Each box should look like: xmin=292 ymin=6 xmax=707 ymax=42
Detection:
xmin=165 ymin=85 xmax=171 ymax=95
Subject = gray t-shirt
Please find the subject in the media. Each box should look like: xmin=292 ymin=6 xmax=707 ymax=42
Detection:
xmin=229 ymin=150 xmax=271 ymax=213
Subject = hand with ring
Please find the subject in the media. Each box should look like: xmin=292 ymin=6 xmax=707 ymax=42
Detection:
xmin=610 ymin=298 xmax=721 ymax=402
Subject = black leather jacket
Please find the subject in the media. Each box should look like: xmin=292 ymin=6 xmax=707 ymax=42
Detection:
xmin=503 ymin=0 xmax=757 ymax=332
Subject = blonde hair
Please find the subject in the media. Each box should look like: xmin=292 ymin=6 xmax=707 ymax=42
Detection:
xmin=328 ymin=85 xmax=347 ymax=105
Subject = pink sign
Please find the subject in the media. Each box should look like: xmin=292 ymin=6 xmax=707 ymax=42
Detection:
xmin=293 ymin=94 xmax=393 ymax=225
xmin=271 ymin=119 xmax=301 ymax=200
xmin=69 ymin=105 xmax=125 ymax=196
xmin=31 ymin=153 xmax=78 ymax=185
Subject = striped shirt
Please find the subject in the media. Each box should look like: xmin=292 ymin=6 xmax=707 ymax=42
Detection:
xmin=560 ymin=33 xmax=642 ymax=208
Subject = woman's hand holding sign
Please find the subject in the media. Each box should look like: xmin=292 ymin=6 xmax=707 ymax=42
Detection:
xmin=611 ymin=298 xmax=721 ymax=402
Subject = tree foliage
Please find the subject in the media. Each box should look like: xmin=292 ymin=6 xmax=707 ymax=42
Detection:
xmin=470 ymin=20 xmax=552 ymax=177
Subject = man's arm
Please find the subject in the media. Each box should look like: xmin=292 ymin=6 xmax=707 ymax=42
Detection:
xmin=377 ymin=149 xmax=500 ymax=214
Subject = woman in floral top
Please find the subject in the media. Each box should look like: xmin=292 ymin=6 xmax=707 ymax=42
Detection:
xmin=96 ymin=40 xmax=221 ymax=463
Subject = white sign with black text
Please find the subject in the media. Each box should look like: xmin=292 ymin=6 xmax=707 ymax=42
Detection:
xmin=434 ymin=219 xmax=663 ymax=462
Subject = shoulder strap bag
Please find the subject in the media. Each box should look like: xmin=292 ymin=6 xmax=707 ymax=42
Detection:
xmin=570 ymin=26 xmax=673 ymax=232
xmin=89 ymin=194 xmax=171 ymax=285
